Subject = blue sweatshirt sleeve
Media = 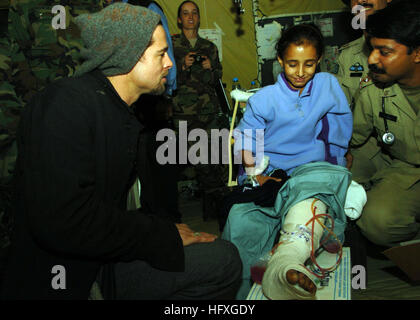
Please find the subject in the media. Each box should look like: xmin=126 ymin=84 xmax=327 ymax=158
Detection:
xmin=324 ymin=75 xmax=353 ymax=167
xmin=233 ymin=94 xmax=267 ymax=162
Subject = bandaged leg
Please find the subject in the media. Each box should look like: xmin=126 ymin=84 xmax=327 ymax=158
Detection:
xmin=261 ymin=198 xmax=327 ymax=300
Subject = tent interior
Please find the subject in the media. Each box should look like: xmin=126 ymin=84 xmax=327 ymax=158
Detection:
xmin=1 ymin=0 xmax=419 ymax=300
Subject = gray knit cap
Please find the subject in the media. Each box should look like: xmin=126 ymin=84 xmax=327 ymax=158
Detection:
xmin=74 ymin=2 xmax=161 ymax=77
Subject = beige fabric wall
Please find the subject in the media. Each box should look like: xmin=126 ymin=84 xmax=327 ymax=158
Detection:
xmin=160 ymin=0 xmax=347 ymax=94
xmin=259 ymin=0 xmax=346 ymax=15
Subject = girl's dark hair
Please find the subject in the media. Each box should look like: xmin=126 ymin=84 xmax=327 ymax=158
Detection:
xmin=366 ymin=0 xmax=420 ymax=54
xmin=276 ymin=23 xmax=324 ymax=60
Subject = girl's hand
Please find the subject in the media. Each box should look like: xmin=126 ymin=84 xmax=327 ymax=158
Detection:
xmin=255 ymin=175 xmax=282 ymax=186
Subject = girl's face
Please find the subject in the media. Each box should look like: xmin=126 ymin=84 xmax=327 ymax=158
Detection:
xmin=278 ymin=42 xmax=320 ymax=93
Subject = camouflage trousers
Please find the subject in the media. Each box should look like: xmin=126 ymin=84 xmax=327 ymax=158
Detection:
xmin=172 ymin=113 xmax=230 ymax=190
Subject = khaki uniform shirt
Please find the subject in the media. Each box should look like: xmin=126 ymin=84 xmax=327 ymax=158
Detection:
xmin=337 ymin=35 xmax=381 ymax=160
xmin=336 ymin=36 xmax=370 ymax=106
xmin=351 ymin=79 xmax=420 ymax=188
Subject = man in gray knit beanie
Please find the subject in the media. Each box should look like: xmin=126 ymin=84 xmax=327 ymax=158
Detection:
xmin=74 ymin=2 xmax=175 ymax=105
xmin=75 ymin=2 xmax=160 ymax=77
xmin=2 ymin=1 xmax=242 ymax=300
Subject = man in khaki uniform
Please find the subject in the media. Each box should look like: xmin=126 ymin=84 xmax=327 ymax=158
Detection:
xmin=337 ymin=0 xmax=393 ymax=105
xmin=337 ymin=0 xmax=393 ymax=169
xmin=349 ymin=0 xmax=420 ymax=247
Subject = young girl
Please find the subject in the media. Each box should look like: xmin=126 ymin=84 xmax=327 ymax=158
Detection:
xmin=223 ymin=24 xmax=353 ymax=299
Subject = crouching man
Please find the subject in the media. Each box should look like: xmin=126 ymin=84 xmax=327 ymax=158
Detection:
xmin=1 ymin=3 xmax=241 ymax=300
xmin=349 ymin=0 xmax=420 ymax=247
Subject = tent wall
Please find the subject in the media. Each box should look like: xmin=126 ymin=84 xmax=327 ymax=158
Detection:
xmin=161 ymin=0 xmax=258 ymax=92
xmin=160 ymin=0 xmax=347 ymax=93
xmin=259 ymin=0 xmax=346 ymax=15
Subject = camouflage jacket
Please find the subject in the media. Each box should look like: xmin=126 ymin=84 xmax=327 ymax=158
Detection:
xmin=171 ymin=32 xmax=222 ymax=116
xmin=0 ymin=37 xmax=22 ymax=178
xmin=1 ymin=0 xmax=106 ymax=179
xmin=7 ymin=0 xmax=105 ymax=103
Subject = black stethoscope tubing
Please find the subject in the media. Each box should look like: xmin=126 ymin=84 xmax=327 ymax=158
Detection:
xmin=381 ymin=96 xmax=395 ymax=145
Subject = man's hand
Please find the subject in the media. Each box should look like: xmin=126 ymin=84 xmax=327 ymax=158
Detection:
xmin=201 ymin=55 xmax=211 ymax=70
xmin=175 ymin=223 xmax=217 ymax=246
xmin=182 ymin=52 xmax=196 ymax=70
xmin=345 ymin=151 xmax=353 ymax=170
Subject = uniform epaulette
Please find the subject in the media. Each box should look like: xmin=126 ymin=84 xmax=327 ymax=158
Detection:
xmin=338 ymin=38 xmax=361 ymax=52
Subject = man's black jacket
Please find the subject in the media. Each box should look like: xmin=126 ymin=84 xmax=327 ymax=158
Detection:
xmin=0 ymin=70 xmax=184 ymax=299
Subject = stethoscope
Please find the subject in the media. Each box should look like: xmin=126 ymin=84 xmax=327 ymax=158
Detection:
xmin=380 ymin=96 xmax=395 ymax=145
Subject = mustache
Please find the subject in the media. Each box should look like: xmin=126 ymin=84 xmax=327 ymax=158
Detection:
xmin=359 ymin=1 xmax=373 ymax=8
xmin=368 ymin=64 xmax=386 ymax=74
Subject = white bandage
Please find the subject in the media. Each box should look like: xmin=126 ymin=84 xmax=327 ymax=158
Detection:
xmin=262 ymin=198 xmax=327 ymax=300
xmin=230 ymin=88 xmax=255 ymax=102
xmin=344 ymin=180 xmax=367 ymax=220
